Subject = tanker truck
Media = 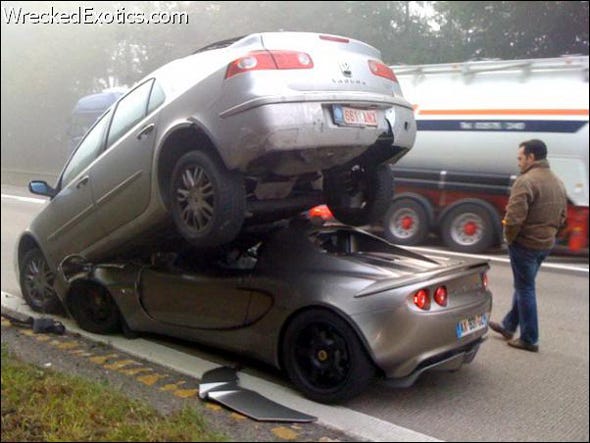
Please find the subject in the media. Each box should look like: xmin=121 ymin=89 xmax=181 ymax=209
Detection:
xmin=383 ymin=56 xmax=589 ymax=254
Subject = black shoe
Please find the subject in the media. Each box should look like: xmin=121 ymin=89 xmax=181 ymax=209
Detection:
xmin=507 ymin=338 xmax=539 ymax=353
xmin=488 ymin=321 xmax=514 ymax=340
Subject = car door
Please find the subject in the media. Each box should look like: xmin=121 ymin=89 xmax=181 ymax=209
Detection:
xmin=31 ymin=110 xmax=112 ymax=266
xmin=138 ymin=269 xmax=254 ymax=329
xmin=91 ymin=80 xmax=165 ymax=235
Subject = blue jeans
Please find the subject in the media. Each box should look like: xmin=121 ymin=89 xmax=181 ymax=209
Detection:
xmin=502 ymin=242 xmax=550 ymax=345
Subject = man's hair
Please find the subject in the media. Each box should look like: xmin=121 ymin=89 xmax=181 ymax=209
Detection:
xmin=520 ymin=139 xmax=547 ymax=160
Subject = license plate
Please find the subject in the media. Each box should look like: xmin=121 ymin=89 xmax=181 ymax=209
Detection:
xmin=456 ymin=313 xmax=488 ymax=339
xmin=333 ymin=105 xmax=378 ymax=127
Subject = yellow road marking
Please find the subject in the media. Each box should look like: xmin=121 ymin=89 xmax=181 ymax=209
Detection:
xmin=89 ymin=354 xmax=119 ymax=364
xmin=35 ymin=335 xmax=51 ymax=341
xmin=104 ymin=359 xmax=140 ymax=370
xmin=119 ymin=367 xmax=153 ymax=376
xmin=55 ymin=341 xmax=79 ymax=350
xmin=173 ymin=388 xmax=198 ymax=398
xmin=137 ymin=373 xmax=167 ymax=386
xmin=68 ymin=349 xmax=93 ymax=357
xmin=160 ymin=382 xmax=198 ymax=398
xmin=230 ymin=412 xmax=247 ymax=421
xmin=271 ymin=426 xmax=299 ymax=440
xmin=161 ymin=381 xmax=186 ymax=391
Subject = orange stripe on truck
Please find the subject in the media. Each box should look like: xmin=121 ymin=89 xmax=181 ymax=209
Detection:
xmin=417 ymin=109 xmax=589 ymax=116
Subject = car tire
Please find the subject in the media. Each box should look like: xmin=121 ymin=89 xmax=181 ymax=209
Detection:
xmin=281 ymin=309 xmax=376 ymax=403
xmin=440 ymin=202 xmax=496 ymax=253
xmin=325 ymin=162 xmax=393 ymax=226
xmin=383 ymin=198 xmax=430 ymax=245
xmin=170 ymin=150 xmax=245 ymax=248
xmin=68 ymin=281 xmax=121 ymax=334
xmin=20 ymin=248 xmax=62 ymax=314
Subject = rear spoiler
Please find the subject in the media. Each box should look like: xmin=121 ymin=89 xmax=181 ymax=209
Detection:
xmin=355 ymin=261 xmax=489 ymax=298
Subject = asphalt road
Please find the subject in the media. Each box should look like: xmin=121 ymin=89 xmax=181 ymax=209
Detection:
xmin=2 ymin=183 xmax=589 ymax=442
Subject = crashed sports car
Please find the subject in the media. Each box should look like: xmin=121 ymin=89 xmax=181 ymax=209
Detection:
xmin=21 ymin=31 xmax=415 ymax=285
xmin=37 ymin=222 xmax=492 ymax=403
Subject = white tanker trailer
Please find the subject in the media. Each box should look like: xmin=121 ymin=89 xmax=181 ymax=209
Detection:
xmin=384 ymin=56 xmax=588 ymax=253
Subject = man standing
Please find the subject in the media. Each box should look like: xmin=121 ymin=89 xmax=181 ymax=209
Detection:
xmin=489 ymin=139 xmax=567 ymax=352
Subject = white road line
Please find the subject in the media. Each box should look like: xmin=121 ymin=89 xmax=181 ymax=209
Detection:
xmin=1 ymin=193 xmax=46 ymax=204
xmin=407 ymin=246 xmax=589 ymax=274
xmin=1 ymin=290 xmax=441 ymax=442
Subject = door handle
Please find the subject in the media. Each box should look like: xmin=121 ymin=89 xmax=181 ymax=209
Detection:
xmin=76 ymin=176 xmax=89 ymax=189
xmin=136 ymin=123 xmax=155 ymax=140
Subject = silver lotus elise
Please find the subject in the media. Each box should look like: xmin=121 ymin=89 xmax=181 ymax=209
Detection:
xmin=50 ymin=222 xmax=491 ymax=403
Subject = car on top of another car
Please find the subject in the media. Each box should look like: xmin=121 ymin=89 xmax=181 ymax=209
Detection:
xmin=18 ymin=31 xmax=415 ymax=309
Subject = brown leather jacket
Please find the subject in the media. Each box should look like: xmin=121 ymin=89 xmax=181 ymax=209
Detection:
xmin=503 ymin=159 xmax=568 ymax=250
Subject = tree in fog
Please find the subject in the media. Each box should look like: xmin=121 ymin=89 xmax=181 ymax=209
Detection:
xmin=432 ymin=1 xmax=589 ymax=61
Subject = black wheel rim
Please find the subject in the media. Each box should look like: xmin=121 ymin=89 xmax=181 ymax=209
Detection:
xmin=23 ymin=254 xmax=56 ymax=308
xmin=293 ymin=322 xmax=351 ymax=391
xmin=79 ymin=287 xmax=114 ymax=325
xmin=175 ymin=165 xmax=215 ymax=233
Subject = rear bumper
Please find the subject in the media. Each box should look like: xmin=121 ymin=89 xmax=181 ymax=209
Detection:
xmin=213 ymin=94 xmax=415 ymax=174
xmin=219 ymin=91 xmax=409 ymax=118
xmin=384 ymin=337 xmax=485 ymax=388
xmin=351 ymin=290 xmax=492 ymax=379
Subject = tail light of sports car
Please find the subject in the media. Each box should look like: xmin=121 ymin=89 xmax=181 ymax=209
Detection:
xmin=433 ymin=285 xmax=448 ymax=307
xmin=368 ymin=60 xmax=397 ymax=82
xmin=225 ymin=50 xmax=314 ymax=78
xmin=413 ymin=288 xmax=430 ymax=310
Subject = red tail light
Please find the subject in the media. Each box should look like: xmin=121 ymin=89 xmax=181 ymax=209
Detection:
xmin=482 ymin=273 xmax=488 ymax=290
xmin=225 ymin=50 xmax=313 ymax=78
xmin=413 ymin=288 xmax=430 ymax=310
xmin=434 ymin=286 xmax=448 ymax=307
xmin=368 ymin=60 xmax=397 ymax=82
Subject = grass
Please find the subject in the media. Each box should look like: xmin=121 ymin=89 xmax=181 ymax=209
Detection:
xmin=0 ymin=346 xmax=226 ymax=442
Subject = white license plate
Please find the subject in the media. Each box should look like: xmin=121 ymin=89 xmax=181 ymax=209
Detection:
xmin=333 ymin=105 xmax=378 ymax=127
xmin=456 ymin=313 xmax=488 ymax=339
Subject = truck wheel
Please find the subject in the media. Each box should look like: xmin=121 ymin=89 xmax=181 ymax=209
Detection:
xmin=440 ymin=203 xmax=495 ymax=253
xmin=383 ymin=198 xmax=430 ymax=245
xmin=20 ymin=248 xmax=62 ymax=314
xmin=170 ymin=151 xmax=245 ymax=248
xmin=325 ymin=162 xmax=393 ymax=226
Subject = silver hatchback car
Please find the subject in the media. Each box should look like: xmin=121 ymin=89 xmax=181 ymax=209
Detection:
xmin=18 ymin=32 xmax=415 ymax=312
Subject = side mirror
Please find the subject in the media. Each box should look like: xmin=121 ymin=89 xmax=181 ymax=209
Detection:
xmin=29 ymin=180 xmax=56 ymax=198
